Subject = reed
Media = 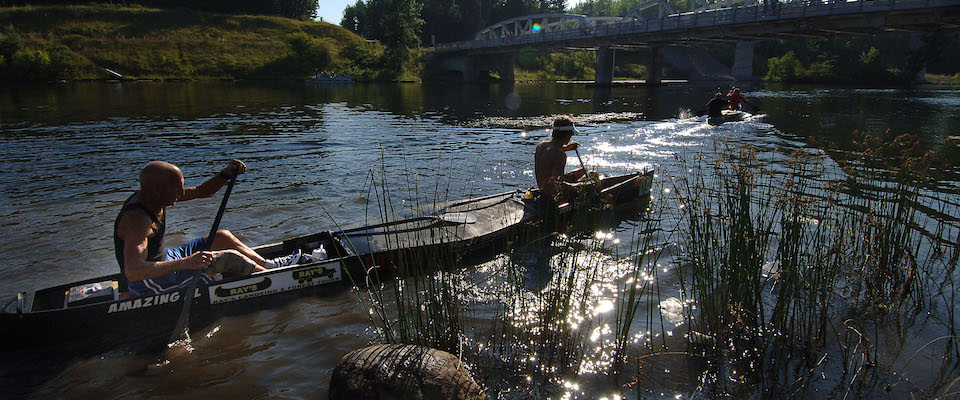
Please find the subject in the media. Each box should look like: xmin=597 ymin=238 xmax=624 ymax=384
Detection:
xmin=343 ymin=132 xmax=958 ymax=398
xmin=662 ymin=133 xmax=959 ymax=397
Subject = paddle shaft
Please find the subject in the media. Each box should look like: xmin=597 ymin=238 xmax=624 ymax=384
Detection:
xmin=168 ymin=172 xmax=238 ymax=343
xmin=574 ymin=147 xmax=601 ymax=188
xmin=574 ymin=147 xmax=588 ymax=177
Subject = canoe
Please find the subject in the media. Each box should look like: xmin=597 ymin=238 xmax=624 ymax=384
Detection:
xmin=0 ymin=170 xmax=653 ymax=353
xmin=707 ymin=110 xmax=744 ymax=126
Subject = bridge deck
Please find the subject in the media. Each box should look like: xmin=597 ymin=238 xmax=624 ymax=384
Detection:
xmin=435 ymin=0 xmax=960 ymax=53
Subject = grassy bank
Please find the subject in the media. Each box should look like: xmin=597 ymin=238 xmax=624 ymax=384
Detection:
xmin=0 ymin=4 xmax=389 ymax=81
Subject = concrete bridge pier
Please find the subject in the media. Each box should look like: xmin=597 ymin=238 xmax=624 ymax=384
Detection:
xmin=907 ymin=32 xmax=927 ymax=83
xmin=646 ymin=46 xmax=663 ymax=86
xmin=731 ymin=41 xmax=755 ymax=81
xmin=499 ymin=54 xmax=516 ymax=82
xmin=595 ymin=46 xmax=615 ymax=87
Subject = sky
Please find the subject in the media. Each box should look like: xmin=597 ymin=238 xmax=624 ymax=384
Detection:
xmin=316 ymin=0 xmax=585 ymax=26
xmin=317 ymin=0 xmax=353 ymax=25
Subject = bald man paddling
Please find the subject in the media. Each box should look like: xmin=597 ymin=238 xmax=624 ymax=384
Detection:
xmin=113 ymin=160 xmax=300 ymax=296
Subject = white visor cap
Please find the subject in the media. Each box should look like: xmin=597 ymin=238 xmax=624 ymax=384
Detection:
xmin=553 ymin=124 xmax=579 ymax=134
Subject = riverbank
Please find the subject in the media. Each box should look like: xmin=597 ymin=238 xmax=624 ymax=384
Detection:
xmin=0 ymin=4 xmax=385 ymax=81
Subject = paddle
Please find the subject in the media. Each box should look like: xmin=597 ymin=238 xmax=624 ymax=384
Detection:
xmin=167 ymin=171 xmax=238 ymax=344
xmin=436 ymin=212 xmax=477 ymax=224
xmin=574 ymin=147 xmax=601 ymax=189
xmin=742 ymin=98 xmax=761 ymax=113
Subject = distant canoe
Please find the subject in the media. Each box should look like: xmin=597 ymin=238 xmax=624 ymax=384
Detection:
xmin=306 ymin=74 xmax=354 ymax=85
xmin=708 ymin=110 xmax=744 ymax=126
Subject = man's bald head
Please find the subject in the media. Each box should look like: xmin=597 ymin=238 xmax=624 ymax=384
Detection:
xmin=140 ymin=161 xmax=182 ymax=186
xmin=139 ymin=161 xmax=185 ymax=207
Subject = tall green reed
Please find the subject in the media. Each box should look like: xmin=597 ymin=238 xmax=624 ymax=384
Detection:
xmin=337 ymin=132 xmax=957 ymax=398
xmin=664 ymin=133 xmax=959 ymax=397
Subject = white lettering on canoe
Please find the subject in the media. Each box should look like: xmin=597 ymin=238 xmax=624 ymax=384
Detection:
xmin=107 ymin=290 xmax=182 ymax=313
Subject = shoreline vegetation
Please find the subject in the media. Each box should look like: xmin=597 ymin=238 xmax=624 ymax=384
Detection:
xmin=0 ymin=4 xmax=413 ymax=82
xmin=4 ymin=5 xmax=959 ymax=84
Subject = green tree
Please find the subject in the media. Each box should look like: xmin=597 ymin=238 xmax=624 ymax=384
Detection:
xmin=285 ymin=33 xmax=335 ymax=74
xmin=765 ymin=50 xmax=802 ymax=82
xmin=273 ymin=0 xmax=318 ymax=21
xmin=341 ymin=0 xmax=365 ymax=32
xmin=381 ymin=0 xmax=423 ymax=77
xmin=0 ymin=28 xmax=24 ymax=61
xmin=421 ymin=0 xmax=466 ymax=44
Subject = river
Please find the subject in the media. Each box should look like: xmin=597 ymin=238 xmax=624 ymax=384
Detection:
xmin=1 ymin=81 xmax=958 ymax=398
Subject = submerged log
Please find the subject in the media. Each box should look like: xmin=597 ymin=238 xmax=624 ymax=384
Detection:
xmin=329 ymin=344 xmax=487 ymax=400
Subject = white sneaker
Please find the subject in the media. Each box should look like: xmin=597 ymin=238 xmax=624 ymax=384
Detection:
xmin=268 ymin=249 xmax=302 ymax=269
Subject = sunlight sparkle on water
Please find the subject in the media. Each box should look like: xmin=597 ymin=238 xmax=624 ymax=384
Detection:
xmin=594 ymin=299 xmax=614 ymax=314
xmin=562 ymin=380 xmax=580 ymax=390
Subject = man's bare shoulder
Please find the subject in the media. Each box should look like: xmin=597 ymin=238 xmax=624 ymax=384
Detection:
xmin=117 ymin=208 xmax=154 ymax=239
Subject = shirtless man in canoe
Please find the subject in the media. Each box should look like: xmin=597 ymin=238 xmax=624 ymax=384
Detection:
xmin=113 ymin=160 xmax=300 ymax=296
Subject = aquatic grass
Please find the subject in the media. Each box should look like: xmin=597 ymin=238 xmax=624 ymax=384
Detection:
xmin=670 ymin=145 xmax=779 ymax=344
xmin=338 ymin=131 xmax=958 ymax=399
xmin=610 ymin=178 xmax=672 ymax=374
xmin=658 ymin=133 xmax=960 ymax=397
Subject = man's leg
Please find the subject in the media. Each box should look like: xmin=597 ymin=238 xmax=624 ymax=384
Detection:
xmin=208 ymin=229 xmax=268 ymax=272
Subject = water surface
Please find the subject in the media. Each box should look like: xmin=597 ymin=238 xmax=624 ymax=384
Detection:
xmin=1 ymin=81 xmax=958 ymax=398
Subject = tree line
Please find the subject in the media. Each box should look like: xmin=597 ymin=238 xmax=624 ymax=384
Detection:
xmin=338 ymin=0 xmax=957 ymax=83
xmin=0 ymin=0 xmax=318 ymax=20
xmin=342 ymin=0 xmax=566 ymax=46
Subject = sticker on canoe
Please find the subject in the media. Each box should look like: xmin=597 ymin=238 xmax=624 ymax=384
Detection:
xmin=208 ymin=262 xmax=342 ymax=304
xmin=213 ymin=277 xmax=273 ymax=298
xmin=293 ymin=265 xmax=338 ymax=284
xmin=107 ymin=291 xmax=182 ymax=313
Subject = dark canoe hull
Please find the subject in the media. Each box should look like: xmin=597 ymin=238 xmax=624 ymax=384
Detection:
xmin=708 ymin=110 xmax=744 ymax=126
xmin=1 ymin=259 xmax=349 ymax=353
xmin=0 ymin=170 xmax=652 ymax=353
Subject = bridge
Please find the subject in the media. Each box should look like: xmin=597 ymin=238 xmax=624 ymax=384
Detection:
xmin=432 ymin=0 xmax=960 ymax=85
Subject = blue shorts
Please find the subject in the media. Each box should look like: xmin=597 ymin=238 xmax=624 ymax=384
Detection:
xmin=127 ymin=237 xmax=213 ymax=297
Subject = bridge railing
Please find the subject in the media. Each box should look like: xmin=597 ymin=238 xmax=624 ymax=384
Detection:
xmin=434 ymin=0 xmax=948 ymax=52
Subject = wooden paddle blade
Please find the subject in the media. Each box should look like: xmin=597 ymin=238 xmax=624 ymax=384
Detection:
xmin=438 ymin=212 xmax=477 ymax=224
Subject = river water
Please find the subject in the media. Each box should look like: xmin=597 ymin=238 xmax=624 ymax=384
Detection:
xmin=1 ymin=81 xmax=958 ymax=398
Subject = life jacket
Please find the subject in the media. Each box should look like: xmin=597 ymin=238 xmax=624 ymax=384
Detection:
xmin=727 ymin=92 xmax=745 ymax=110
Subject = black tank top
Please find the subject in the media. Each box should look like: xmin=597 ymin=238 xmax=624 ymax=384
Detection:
xmin=113 ymin=192 xmax=166 ymax=291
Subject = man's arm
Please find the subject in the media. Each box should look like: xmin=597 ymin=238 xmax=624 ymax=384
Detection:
xmin=180 ymin=159 xmax=246 ymax=202
xmin=117 ymin=211 xmax=209 ymax=281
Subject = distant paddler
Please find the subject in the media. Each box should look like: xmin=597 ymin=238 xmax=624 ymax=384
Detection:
xmin=727 ymin=87 xmax=760 ymax=112
xmin=727 ymin=87 xmax=745 ymax=111
xmin=534 ymin=116 xmax=589 ymax=210
xmin=706 ymin=92 xmax=728 ymax=119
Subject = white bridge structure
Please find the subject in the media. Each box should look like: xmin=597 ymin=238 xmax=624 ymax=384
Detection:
xmin=432 ymin=0 xmax=960 ymax=85
xmin=474 ymin=1 xmax=676 ymax=41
